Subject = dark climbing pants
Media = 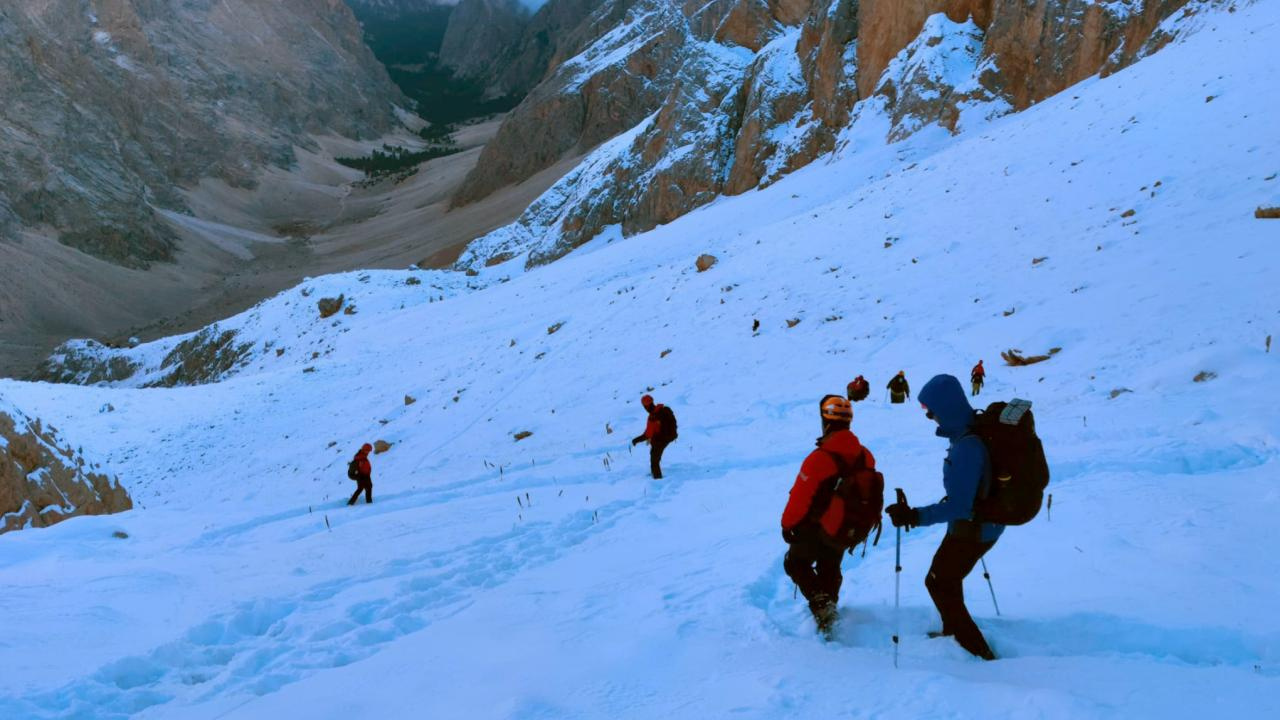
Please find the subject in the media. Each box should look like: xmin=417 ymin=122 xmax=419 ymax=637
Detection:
xmin=649 ymin=439 xmax=670 ymax=479
xmin=926 ymin=533 xmax=997 ymax=659
xmin=348 ymin=477 xmax=373 ymax=505
xmin=890 ymin=392 xmax=907 ymax=404
xmin=972 ymin=380 xmax=983 ymax=396
xmin=784 ymin=535 xmax=844 ymax=607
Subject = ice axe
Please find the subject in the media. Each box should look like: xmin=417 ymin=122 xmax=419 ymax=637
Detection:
xmin=892 ymin=487 xmax=907 ymax=668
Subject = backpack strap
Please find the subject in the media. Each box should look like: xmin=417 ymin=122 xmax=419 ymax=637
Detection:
xmin=819 ymin=447 xmax=866 ymax=488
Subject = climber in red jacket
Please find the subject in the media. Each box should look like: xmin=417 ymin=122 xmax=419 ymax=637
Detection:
xmin=347 ymin=443 xmax=373 ymax=505
xmin=781 ymin=395 xmax=881 ymax=637
xmin=632 ymin=394 xmax=677 ymax=479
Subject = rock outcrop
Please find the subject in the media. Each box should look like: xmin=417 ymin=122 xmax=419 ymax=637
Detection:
xmin=457 ymin=0 xmax=1204 ymax=270
xmin=1 ymin=401 xmax=131 ymax=534
xmin=33 ymin=326 xmax=253 ymax=389
xmin=0 ymin=0 xmax=405 ymax=268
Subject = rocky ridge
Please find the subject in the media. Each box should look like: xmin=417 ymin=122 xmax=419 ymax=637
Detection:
xmin=456 ymin=0 xmax=1210 ymax=270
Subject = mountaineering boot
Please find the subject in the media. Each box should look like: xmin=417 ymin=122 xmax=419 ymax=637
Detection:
xmin=810 ymin=593 xmax=838 ymax=638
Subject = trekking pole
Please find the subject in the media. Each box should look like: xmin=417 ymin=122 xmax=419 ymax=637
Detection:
xmin=980 ymin=557 xmax=1001 ymax=616
xmin=893 ymin=488 xmax=906 ymax=668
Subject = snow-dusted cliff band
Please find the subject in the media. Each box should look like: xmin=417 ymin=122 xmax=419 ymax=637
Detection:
xmin=456 ymin=0 xmax=1209 ymax=270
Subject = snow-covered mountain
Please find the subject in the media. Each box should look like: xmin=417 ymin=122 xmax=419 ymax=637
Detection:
xmin=1 ymin=0 xmax=1277 ymax=717
xmin=455 ymin=0 xmax=1209 ymax=268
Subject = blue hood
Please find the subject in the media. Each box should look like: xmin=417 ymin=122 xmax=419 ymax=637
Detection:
xmin=919 ymin=374 xmax=974 ymax=438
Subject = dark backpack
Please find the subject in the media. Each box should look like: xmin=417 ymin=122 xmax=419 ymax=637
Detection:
xmin=347 ymin=458 xmax=361 ymax=481
xmin=970 ymin=399 xmax=1049 ymax=525
xmin=813 ymin=450 xmax=885 ymax=549
xmin=657 ymin=405 xmax=678 ymax=442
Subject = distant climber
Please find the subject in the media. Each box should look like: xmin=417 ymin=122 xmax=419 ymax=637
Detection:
xmin=781 ymin=395 xmax=884 ymax=638
xmin=347 ymin=443 xmax=373 ymax=505
xmin=632 ymin=395 xmax=677 ymax=479
xmin=887 ymin=371 xmax=910 ymax=404
xmin=846 ymin=375 xmax=870 ymax=402
xmin=971 ymin=360 xmax=985 ymax=396
xmin=885 ymin=375 xmax=1002 ymax=660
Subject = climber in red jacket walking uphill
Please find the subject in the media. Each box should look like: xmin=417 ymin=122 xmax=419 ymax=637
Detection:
xmin=632 ymin=395 xmax=678 ymax=479
xmin=347 ymin=443 xmax=373 ymax=506
xmin=781 ymin=395 xmax=885 ymax=637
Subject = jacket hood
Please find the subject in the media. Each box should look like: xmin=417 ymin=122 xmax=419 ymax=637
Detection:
xmin=919 ymin=374 xmax=974 ymax=438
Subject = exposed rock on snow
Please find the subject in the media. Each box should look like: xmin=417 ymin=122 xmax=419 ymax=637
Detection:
xmin=0 ymin=403 xmax=131 ymax=534
xmin=30 ymin=342 xmax=141 ymax=386
xmin=148 ymin=329 xmax=254 ymax=389
xmin=318 ymin=296 xmax=347 ymax=319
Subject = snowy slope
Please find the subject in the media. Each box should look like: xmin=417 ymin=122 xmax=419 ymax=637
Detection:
xmin=2 ymin=2 xmax=1279 ymax=718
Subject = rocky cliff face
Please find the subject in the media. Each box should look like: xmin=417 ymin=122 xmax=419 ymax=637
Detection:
xmin=0 ymin=0 xmax=405 ymax=269
xmin=446 ymin=0 xmax=665 ymax=207
xmin=457 ymin=0 xmax=1205 ymax=270
xmin=439 ymin=0 xmax=537 ymax=90
xmin=1 ymin=400 xmax=131 ymax=534
xmin=439 ymin=0 xmax=600 ymax=101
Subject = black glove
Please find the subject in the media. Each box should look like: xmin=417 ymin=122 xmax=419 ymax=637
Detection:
xmin=632 ymin=435 xmax=646 ymax=446
xmin=782 ymin=526 xmax=798 ymax=544
xmin=886 ymin=503 xmax=919 ymax=530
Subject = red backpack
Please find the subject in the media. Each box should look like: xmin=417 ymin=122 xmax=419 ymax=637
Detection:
xmin=813 ymin=450 xmax=885 ymax=549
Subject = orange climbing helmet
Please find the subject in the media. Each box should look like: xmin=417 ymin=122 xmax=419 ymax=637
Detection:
xmin=820 ymin=395 xmax=854 ymax=423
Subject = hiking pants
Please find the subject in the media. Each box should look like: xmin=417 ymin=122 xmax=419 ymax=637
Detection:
xmin=348 ymin=476 xmax=373 ymax=505
xmin=784 ymin=535 xmax=844 ymax=607
xmin=926 ymin=533 xmax=997 ymax=658
xmin=649 ymin=439 xmax=670 ymax=479
xmin=971 ymin=380 xmax=983 ymax=396
xmin=890 ymin=392 xmax=907 ymax=404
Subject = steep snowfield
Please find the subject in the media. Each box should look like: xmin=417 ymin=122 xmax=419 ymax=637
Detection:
xmin=2 ymin=3 xmax=1279 ymax=718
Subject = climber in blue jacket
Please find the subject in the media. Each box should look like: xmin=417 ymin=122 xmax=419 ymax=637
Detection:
xmin=886 ymin=373 xmax=1002 ymax=660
